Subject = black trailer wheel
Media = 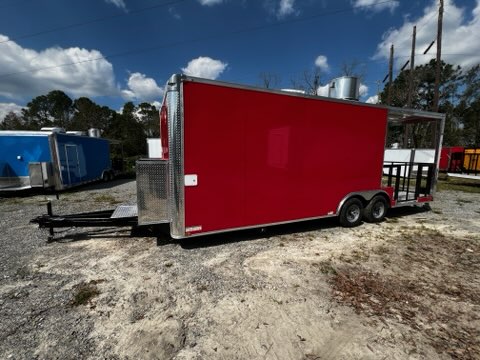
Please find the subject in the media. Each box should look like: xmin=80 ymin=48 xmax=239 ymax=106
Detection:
xmin=363 ymin=195 xmax=388 ymax=223
xmin=339 ymin=198 xmax=363 ymax=227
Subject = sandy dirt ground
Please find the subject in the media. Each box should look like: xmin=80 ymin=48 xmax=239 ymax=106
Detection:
xmin=0 ymin=179 xmax=479 ymax=360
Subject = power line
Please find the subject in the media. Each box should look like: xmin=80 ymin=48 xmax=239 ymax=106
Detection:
xmin=0 ymin=0 xmax=188 ymax=45
xmin=0 ymin=0 xmax=401 ymax=79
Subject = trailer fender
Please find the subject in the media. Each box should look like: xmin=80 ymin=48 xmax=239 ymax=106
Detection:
xmin=101 ymin=170 xmax=112 ymax=182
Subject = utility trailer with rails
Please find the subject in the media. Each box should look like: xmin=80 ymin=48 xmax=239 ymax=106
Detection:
xmin=32 ymin=74 xmax=445 ymax=240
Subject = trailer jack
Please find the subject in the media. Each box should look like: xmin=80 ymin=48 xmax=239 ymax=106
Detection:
xmin=31 ymin=202 xmax=138 ymax=242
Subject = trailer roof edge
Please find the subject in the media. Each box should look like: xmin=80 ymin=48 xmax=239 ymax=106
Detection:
xmin=171 ymin=74 xmax=445 ymax=121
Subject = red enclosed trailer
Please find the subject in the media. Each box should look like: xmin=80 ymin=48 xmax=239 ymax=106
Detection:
xmin=135 ymin=74 xmax=445 ymax=239
xmin=439 ymin=146 xmax=464 ymax=172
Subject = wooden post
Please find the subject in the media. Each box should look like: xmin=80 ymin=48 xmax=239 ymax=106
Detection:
xmin=387 ymin=44 xmax=394 ymax=106
xmin=407 ymin=25 xmax=416 ymax=108
xmin=433 ymin=0 xmax=444 ymax=112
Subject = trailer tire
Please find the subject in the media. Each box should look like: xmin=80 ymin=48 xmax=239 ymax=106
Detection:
xmin=363 ymin=195 xmax=388 ymax=223
xmin=339 ymin=198 xmax=363 ymax=227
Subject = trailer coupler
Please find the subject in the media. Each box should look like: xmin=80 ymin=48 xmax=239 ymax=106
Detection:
xmin=31 ymin=202 xmax=138 ymax=242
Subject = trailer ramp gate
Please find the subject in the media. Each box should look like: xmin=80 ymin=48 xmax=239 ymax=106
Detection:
xmin=383 ymin=162 xmax=434 ymax=202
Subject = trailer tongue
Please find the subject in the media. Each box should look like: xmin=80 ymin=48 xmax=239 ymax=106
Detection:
xmin=31 ymin=203 xmax=138 ymax=242
xmin=31 ymin=74 xmax=445 ymax=241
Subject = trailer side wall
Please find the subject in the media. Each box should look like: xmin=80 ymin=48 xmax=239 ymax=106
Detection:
xmin=56 ymin=134 xmax=110 ymax=186
xmin=0 ymin=134 xmax=52 ymax=188
xmin=182 ymin=82 xmax=388 ymax=234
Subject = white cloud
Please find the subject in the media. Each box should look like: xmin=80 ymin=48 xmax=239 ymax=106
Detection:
xmin=121 ymin=72 xmax=164 ymax=102
xmin=105 ymin=0 xmax=127 ymax=11
xmin=352 ymin=0 xmax=399 ymax=13
xmin=366 ymin=95 xmax=379 ymax=104
xmin=359 ymin=83 xmax=368 ymax=97
xmin=317 ymin=84 xmax=330 ymax=97
xmin=278 ymin=0 xmax=296 ymax=17
xmin=151 ymin=101 xmax=162 ymax=109
xmin=374 ymin=0 xmax=480 ymax=70
xmin=198 ymin=0 xmax=223 ymax=5
xmin=0 ymin=34 xmax=117 ymax=100
xmin=314 ymin=55 xmax=329 ymax=72
xmin=181 ymin=56 xmax=228 ymax=79
xmin=264 ymin=0 xmax=298 ymax=18
xmin=0 ymin=102 xmax=23 ymax=122
xmin=169 ymin=7 xmax=181 ymax=20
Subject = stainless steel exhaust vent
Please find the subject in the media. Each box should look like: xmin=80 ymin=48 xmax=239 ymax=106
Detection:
xmin=328 ymin=76 xmax=360 ymax=101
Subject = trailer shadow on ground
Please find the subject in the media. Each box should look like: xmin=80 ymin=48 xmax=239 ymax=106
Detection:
xmin=178 ymin=206 xmax=428 ymax=250
xmin=61 ymin=178 xmax=135 ymax=193
xmin=39 ymin=206 xmax=429 ymax=247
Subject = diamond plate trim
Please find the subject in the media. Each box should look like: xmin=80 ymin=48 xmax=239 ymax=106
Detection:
xmin=111 ymin=205 xmax=138 ymax=218
xmin=136 ymin=159 xmax=171 ymax=225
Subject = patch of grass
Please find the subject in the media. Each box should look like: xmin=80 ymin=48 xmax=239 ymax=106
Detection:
xmin=93 ymin=194 xmax=121 ymax=205
xmin=71 ymin=279 xmax=104 ymax=306
xmin=330 ymin=269 xmax=416 ymax=319
xmin=16 ymin=266 xmax=31 ymax=278
xmin=456 ymin=198 xmax=474 ymax=205
xmin=330 ymin=230 xmax=480 ymax=359
xmin=3 ymin=198 xmax=23 ymax=205
xmin=315 ymin=260 xmax=338 ymax=275
xmin=437 ymin=179 xmax=480 ymax=193
xmin=196 ymin=284 xmax=208 ymax=292
xmin=373 ymin=245 xmax=389 ymax=255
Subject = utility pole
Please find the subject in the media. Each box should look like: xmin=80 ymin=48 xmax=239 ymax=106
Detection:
xmin=387 ymin=44 xmax=394 ymax=106
xmin=407 ymin=25 xmax=416 ymax=108
xmin=433 ymin=0 xmax=444 ymax=112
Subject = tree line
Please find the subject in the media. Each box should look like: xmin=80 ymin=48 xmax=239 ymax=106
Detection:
xmin=2 ymin=60 xmax=479 ymax=155
xmin=378 ymin=60 xmax=480 ymax=148
xmin=1 ymin=92 xmax=160 ymax=157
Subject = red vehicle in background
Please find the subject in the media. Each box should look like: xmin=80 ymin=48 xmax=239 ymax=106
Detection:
xmin=440 ymin=146 xmax=465 ymax=172
xmin=440 ymin=146 xmax=480 ymax=175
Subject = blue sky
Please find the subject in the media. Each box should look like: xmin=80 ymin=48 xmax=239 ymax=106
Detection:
xmin=1 ymin=0 xmax=479 ymax=119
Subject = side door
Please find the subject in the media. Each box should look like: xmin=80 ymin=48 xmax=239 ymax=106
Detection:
xmin=63 ymin=144 xmax=80 ymax=185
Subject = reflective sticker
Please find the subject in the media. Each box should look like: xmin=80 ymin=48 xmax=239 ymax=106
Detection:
xmin=186 ymin=225 xmax=202 ymax=233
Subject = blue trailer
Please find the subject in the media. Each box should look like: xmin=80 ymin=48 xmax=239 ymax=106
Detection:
xmin=0 ymin=129 xmax=114 ymax=191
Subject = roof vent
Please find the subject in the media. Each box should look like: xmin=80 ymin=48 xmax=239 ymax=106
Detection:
xmin=328 ymin=76 xmax=359 ymax=101
xmin=88 ymin=128 xmax=101 ymax=138
xmin=66 ymin=131 xmax=86 ymax=136
xmin=40 ymin=127 xmax=65 ymax=133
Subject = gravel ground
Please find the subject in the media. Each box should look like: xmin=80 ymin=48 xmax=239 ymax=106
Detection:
xmin=0 ymin=179 xmax=479 ymax=359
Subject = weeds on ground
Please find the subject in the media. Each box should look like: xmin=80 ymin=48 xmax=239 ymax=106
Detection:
xmin=327 ymin=226 xmax=480 ymax=359
xmin=456 ymin=198 xmax=473 ymax=205
xmin=437 ymin=179 xmax=480 ymax=194
xmin=15 ymin=266 xmax=31 ymax=278
xmin=93 ymin=194 xmax=121 ymax=205
xmin=71 ymin=279 xmax=105 ymax=306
